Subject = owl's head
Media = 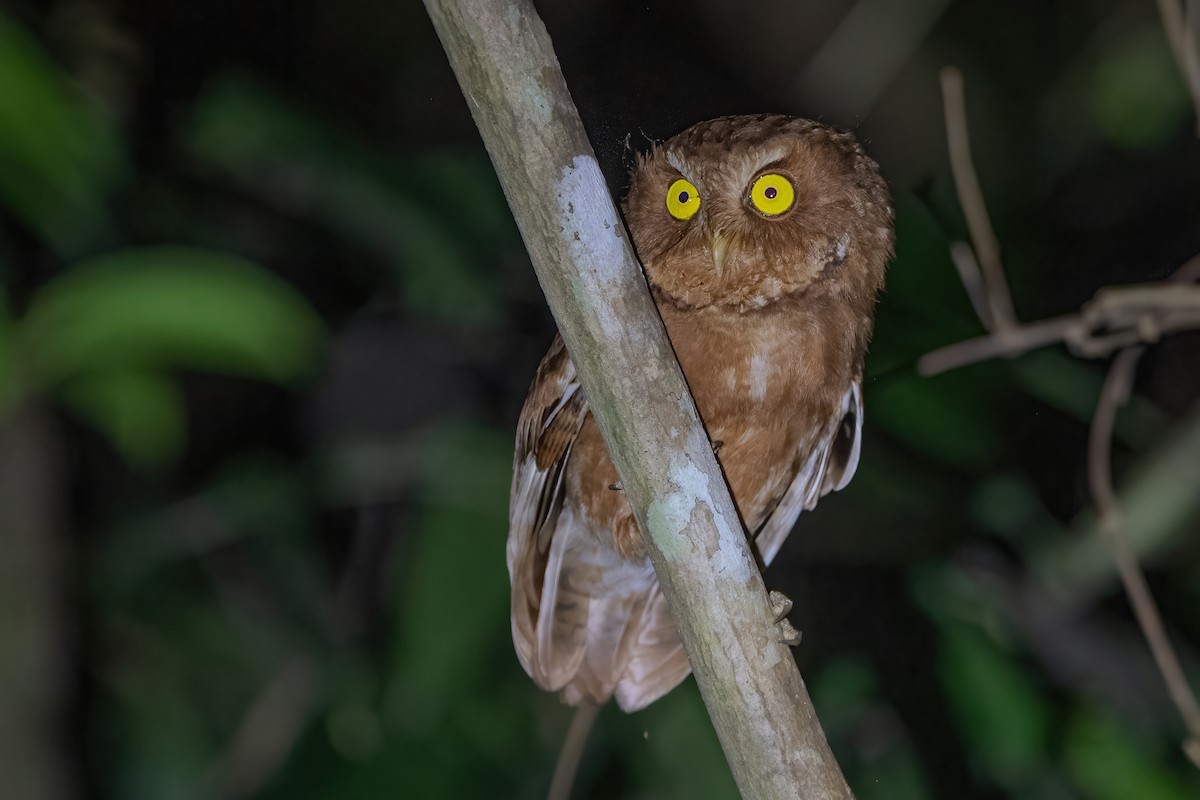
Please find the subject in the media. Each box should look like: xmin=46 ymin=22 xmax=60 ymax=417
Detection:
xmin=623 ymin=115 xmax=894 ymax=311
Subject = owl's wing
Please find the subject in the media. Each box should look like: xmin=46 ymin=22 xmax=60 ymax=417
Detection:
xmin=508 ymin=336 xmax=688 ymax=711
xmin=507 ymin=334 xmax=589 ymax=687
xmin=755 ymin=378 xmax=863 ymax=564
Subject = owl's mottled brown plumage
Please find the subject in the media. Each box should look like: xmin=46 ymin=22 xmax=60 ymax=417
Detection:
xmin=508 ymin=115 xmax=894 ymax=711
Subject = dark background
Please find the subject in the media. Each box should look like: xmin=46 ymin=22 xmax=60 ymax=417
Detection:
xmin=1 ymin=1 xmax=1199 ymax=798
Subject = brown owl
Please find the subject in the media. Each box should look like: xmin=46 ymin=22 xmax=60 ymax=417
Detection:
xmin=508 ymin=115 xmax=893 ymax=712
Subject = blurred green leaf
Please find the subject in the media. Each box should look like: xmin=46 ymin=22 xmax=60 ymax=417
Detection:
xmin=366 ymin=422 xmax=539 ymax=799
xmin=1066 ymin=708 xmax=1197 ymax=800
xmin=187 ymin=77 xmax=506 ymax=323
xmin=811 ymin=657 xmax=930 ymax=800
xmin=1092 ymin=27 xmax=1190 ymax=151
xmin=869 ymin=369 xmax=1004 ymax=466
xmin=390 ymin=424 xmax=512 ymax=717
xmin=60 ymin=369 xmax=184 ymax=467
xmin=23 ymin=246 xmax=323 ymax=386
xmin=99 ymin=615 xmax=227 ymax=800
xmin=941 ymin=622 xmax=1049 ymax=786
xmin=967 ymin=472 xmax=1050 ymax=541
xmin=0 ymin=12 xmax=121 ymax=253
xmin=617 ymin=684 xmax=739 ymax=800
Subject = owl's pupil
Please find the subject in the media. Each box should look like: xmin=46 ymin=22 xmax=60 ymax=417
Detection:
xmin=678 ymin=191 xmax=690 ymax=204
xmin=764 ymin=186 xmax=778 ymax=200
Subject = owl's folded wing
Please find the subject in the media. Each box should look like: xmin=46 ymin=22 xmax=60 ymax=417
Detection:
xmin=754 ymin=378 xmax=863 ymax=564
xmin=508 ymin=336 xmax=685 ymax=710
xmin=507 ymin=335 xmax=591 ymax=687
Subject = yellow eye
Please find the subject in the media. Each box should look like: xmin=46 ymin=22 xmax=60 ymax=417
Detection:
xmin=666 ymin=178 xmax=701 ymax=220
xmin=749 ymin=173 xmax=795 ymax=217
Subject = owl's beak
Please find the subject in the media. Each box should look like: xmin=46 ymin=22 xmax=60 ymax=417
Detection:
xmin=709 ymin=230 xmax=731 ymax=278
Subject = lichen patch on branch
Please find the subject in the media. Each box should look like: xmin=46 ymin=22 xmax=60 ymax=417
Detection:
xmin=557 ymin=155 xmax=634 ymax=341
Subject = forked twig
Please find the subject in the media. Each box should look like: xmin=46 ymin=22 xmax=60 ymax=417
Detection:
xmin=919 ymin=279 xmax=1200 ymax=375
xmin=933 ymin=67 xmax=1200 ymax=768
xmin=940 ymin=66 xmax=1017 ymax=332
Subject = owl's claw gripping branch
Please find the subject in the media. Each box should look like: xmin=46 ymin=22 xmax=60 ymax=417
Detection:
xmin=769 ymin=590 xmax=802 ymax=647
xmin=769 ymin=589 xmax=793 ymax=623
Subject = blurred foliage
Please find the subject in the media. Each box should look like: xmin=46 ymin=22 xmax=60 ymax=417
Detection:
xmin=0 ymin=2 xmax=1198 ymax=800
xmin=0 ymin=13 xmax=121 ymax=254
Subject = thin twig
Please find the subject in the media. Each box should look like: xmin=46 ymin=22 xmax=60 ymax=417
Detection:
xmin=918 ymin=281 xmax=1200 ymax=375
xmin=940 ymin=66 xmax=1017 ymax=331
xmin=1157 ymin=0 xmax=1200 ymax=134
xmin=1088 ymin=348 xmax=1200 ymax=767
xmin=948 ymin=242 xmax=997 ymax=329
xmin=547 ymin=702 xmax=600 ymax=800
xmin=221 ymin=655 xmax=320 ymax=797
xmin=933 ymin=64 xmax=1200 ymax=765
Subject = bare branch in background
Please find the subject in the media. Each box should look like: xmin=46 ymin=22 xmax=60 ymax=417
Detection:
xmin=1090 ymin=348 xmax=1200 ymax=768
xmin=940 ymin=66 xmax=1017 ymax=332
xmin=547 ymin=703 xmax=601 ymax=800
xmin=918 ymin=277 xmax=1200 ymax=375
xmin=1157 ymin=0 xmax=1200 ymax=134
xmin=932 ymin=68 xmax=1200 ymax=769
xmin=221 ymin=655 xmax=319 ymax=797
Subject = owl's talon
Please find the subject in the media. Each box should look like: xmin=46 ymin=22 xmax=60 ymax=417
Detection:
xmin=712 ymin=439 xmax=725 ymax=454
xmin=768 ymin=590 xmax=793 ymax=623
xmin=608 ymin=482 xmax=623 ymax=492
xmin=768 ymin=590 xmax=802 ymax=646
xmin=775 ymin=619 xmax=803 ymax=647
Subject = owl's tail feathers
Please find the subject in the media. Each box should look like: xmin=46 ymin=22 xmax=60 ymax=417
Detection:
xmin=510 ymin=507 xmax=691 ymax=712
xmin=611 ymin=590 xmax=691 ymax=711
xmin=555 ymin=584 xmax=691 ymax=713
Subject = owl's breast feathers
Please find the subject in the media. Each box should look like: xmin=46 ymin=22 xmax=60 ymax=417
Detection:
xmin=508 ymin=292 xmax=866 ymax=711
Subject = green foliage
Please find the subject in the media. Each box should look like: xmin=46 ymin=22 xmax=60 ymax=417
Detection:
xmin=1091 ymin=26 xmax=1191 ymax=151
xmin=60 ymin=369 xmax=185 ymax=465
xmin=1066 ymin=709 xmax=1197 ymax=800
xmin=813 ymin=657 xmax=931 ymax=800
xmin=1 ymin=6 xmax=1197 ymax=800
xmin=0 ymin=12 xmax=121 ymax=255
xmin=941 ymin=622 xmax=1050 ymax=785
xmin=24 ymin=247 xmax=323 ymax=386
xmin=9 ymin=247 xmax=325 ymax=466
xmin=187 ymin=77 xmax=515 ymax=324
xmin=869 ymin=368 xmax=1006 ymax=467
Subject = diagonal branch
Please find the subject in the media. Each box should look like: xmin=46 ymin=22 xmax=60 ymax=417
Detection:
xmin=420 ymin=0 xmax=854 ymax=797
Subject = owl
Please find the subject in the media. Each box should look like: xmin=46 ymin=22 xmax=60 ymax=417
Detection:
xmin=508 ymin=115 xmax=893 ymax=712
